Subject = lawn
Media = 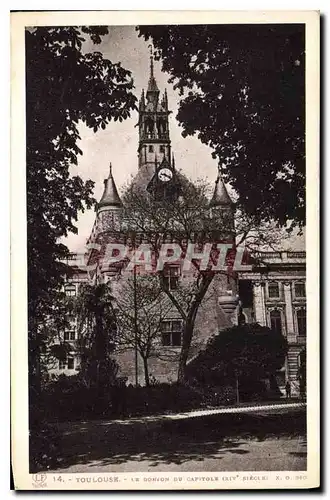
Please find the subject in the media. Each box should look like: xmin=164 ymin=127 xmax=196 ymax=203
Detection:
xmin=32 ymin=406 xmax=307 ymax=473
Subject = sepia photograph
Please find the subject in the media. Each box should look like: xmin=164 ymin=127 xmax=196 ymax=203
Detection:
xmin=10 ymin=10 xmax=319 ymax=490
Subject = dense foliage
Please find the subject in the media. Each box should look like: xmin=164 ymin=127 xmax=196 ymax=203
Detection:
xmin=121 ymin=178 xmax=235 ymax=382
xmin=138 ymin=24 xmax=305 ymax=229
xmin=75 ymin=283 xmax=119 ymax=394
xmin=187 ymin=323 xmax=288 ymax=399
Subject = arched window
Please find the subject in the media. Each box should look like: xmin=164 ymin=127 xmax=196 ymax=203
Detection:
xmin=157 ymin=118 xmax=166 ymax=136
xmin=145 ymin=117 xmax=154 ymax=136
xmin=270 ymin=309 xmax=282 ymax=335
xmin=296 ymin=308 xmax=306 ymax=337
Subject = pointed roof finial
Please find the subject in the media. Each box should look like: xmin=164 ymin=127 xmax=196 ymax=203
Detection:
xmin=147 ymin=44 xmax=159 ymax=93
xmin=149 ymin=44 xmax=154 ymax=78
xmin=109 ymin=162 xmax=113 ymax=176
xmin=139 ymin=88 xmax=146 ymax=110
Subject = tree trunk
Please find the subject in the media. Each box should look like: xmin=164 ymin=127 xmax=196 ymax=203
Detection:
xmin=142 ymin=356 xmax=150 ymax=387
xmin=177 ymin=305 xmax=199 ymax=383
xmin=177 ymin=274 xmax=214 ymax=384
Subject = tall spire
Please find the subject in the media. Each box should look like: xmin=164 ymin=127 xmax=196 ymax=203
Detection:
xmin=150 ymin=48 xmax=154 ymax=78
xmin=98 ymin=163 xmax=122 ymax=209
xmin=147 ymin=45 xmax=159 ymax=93
xmin=210 ymin=166 xmax=233 ymax=208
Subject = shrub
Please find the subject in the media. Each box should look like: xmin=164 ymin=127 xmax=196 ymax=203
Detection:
xmin=29 ymin=422 xmax=61 ymax=472
xmin=41 ymin=374 xmax=115 ymax=421
xmin=186 ymin=323 xmax=288 ymax=401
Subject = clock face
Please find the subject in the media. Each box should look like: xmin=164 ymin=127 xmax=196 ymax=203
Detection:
xmin=158 ymin=168 xmax=173 ymax=182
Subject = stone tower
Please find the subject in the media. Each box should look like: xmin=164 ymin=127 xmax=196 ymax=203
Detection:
xmin=83 ymin=53 xmax=240 ymax=383
xmin=210 ymin=165 xmax=235 ymax=234
xmin=96 ymin=162 xmax=123 ymax=233
xmin=138 ymin=53 xmax=171 ymax=171
xmin=86 ymin=163 xmax=123 ymax=282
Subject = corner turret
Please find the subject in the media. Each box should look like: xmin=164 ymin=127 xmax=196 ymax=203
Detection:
xmin=98 ymin=163 xmax=123 ymax=213
xmin=210 ymin=166 xmax=233 ymax=208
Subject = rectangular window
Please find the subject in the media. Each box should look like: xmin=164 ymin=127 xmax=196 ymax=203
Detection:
xmin=64 ymin=285 xmax=76 ymax=297
xmin=163 ymin=266 xmax=180 ymax=290
xmin=159 ymin=145 xmax=165 ymax=153
xmin=268 ymin=282 xmax=280 ymax=299
xmin=64 ymin=330 xmax=76 ymax=341
xmin=161 ymin=320 xmax=182 ymax=347
xmin=297 ymin=309 xmax=306 ymax=337
xmin=148 ymin=145 xmax=154 ymax=153
xmin=59 ymin=357 xmax=75 ymax=370
xmin=67 ymin=357 xmax=75 ymax=370
xmin=294 ymin=282 xmax=306 ymax=298
xmin=270 ymin=310 xmax=282 ymax=335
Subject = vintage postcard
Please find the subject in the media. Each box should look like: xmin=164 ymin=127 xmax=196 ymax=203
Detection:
xmin=11 ymin=10 xmax=319 ymax=490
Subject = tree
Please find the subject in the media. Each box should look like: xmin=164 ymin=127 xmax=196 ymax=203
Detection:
xmin=26 ymin=26 xmax=137 ymax=398
xmin=29 ymin=290 xmax=74 ymax=426
xmin=115 ymin=275 xmax=173 ymax=386
xmin=75 ymin=283 xmax=119 ymax=393
xmin=138 ymin=25 xmax=305 ymax=229
xmin=186 ymin=323 xmax=288 ymax=402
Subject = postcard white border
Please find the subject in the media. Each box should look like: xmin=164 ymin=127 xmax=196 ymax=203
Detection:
xmin=10 ymin=10 xmax=320 ymax=490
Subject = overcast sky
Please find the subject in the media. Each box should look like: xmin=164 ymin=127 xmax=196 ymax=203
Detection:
xmin=64 ymin=25 xmax=222 ymax=252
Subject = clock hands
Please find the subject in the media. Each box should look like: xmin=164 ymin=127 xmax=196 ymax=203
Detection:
xmin=158 ymin=168 xmax=173 ymax=182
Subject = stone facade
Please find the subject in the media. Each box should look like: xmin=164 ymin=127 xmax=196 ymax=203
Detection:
xmin=238 ymin=251 xmax=306 ymax=395
xmin=52 ymin=250 xmax=306 ymax=396
xmin=50 ymin=57 xmax=306 ymax=397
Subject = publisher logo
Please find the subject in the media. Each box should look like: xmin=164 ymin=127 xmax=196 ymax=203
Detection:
xmin=32 ymin=474 xmax=47 ymax=487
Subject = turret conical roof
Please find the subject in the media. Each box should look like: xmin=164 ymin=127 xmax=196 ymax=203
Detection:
xmin=98 ymin=163 xmax=122 ymax=209
xmin=210 ymin=168 xmax=233 ymax=208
